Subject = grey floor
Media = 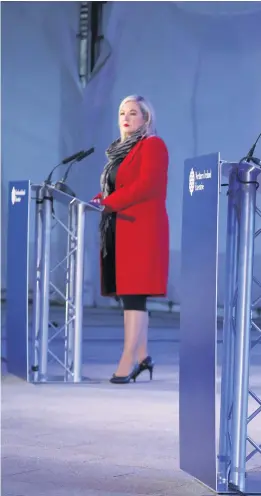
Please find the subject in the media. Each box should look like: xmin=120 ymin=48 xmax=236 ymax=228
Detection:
xmin=1 ymin=307 xmax=261 ymax=496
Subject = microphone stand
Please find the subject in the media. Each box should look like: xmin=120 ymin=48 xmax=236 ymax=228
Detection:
xmin=241 ymin=132 xmax=261 ymax=164
xmin=45 ymin=150 xmax=85 ymax=185
xmin=54 ymin=157 xmax=79 ymax=197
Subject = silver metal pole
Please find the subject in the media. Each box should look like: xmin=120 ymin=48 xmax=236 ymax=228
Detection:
xmin=73 ymin=202 xmax=85 ymax=382
xmin=229 ymin=166 xmax=259 ymax=492
xmin=65 ymin=202 xmax=77 ymax=381
xmin=38 ymin=188 xmax=53 ymax=382
xmin=31 ymin=187 xmax=44 ymax=382
xmin=218 ymin=170 xmax=238 ymax=483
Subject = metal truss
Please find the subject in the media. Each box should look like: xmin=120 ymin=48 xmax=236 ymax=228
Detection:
xmin=218 ymin=165 xmax=261 ymax=494
xmin=247 ymin=205 xmax=261 ymax=464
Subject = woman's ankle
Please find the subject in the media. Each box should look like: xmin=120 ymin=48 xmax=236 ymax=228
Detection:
xmin=137 ymin=351 xmax=148 ymax=364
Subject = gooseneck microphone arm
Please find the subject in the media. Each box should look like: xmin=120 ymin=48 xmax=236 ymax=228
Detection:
xmin=61 ymin=147 xmax=95 ymax=183
xmin=54 ymin=147 xmax=95 ymax=197
xmin=45 ymin=150 xmax=84 ymax=184
xmin=245 ymin=132 xmax=261 ymax=163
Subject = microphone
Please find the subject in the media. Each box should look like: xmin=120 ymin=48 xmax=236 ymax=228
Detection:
xmin=62 ymin=151 xmax=86 ymax=165
xmin=45 ymin=150 xmax=84 ymax=184
xmin=245 ymin=132 xmax=261 ymax=162
xmin=54 ymin=147 xmax=95 ymax=197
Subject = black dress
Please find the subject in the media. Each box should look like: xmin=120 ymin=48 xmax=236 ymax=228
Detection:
xmin=101 ymin=164 xmax=120 ymax=295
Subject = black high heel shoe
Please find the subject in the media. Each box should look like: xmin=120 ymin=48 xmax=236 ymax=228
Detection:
xmin=133 ymin=356 xmax=155 ymax=381
xmin=110 ymin=364 xmax=139 ymax=384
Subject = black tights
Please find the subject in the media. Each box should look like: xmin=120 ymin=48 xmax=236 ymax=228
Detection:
xmin=120 ymin=295 xmax=147 ymax=312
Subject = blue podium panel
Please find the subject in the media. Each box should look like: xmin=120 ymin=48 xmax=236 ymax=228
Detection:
xmin=179 ymin=154 xmax=220 ymax=491
xmin=6 ymin=181 xmax=30 ymax=380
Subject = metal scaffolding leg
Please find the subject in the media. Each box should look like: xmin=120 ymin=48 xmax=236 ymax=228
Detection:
xmin=229 ymin=167 xmax=259 ymax=493
xmin=64 ymin=202 xmax=77 ymax=381
xmin=38 ymin=188 xmax=53 ymax=382
xmin=31 ymin=187 xmax=44 ymax=382
xmin=73 ymin=202 xmax=85 ymax=383
xmin=218 ymin=170 xmax=239 ymax=484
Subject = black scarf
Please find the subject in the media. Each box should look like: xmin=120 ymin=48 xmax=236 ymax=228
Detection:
xmin=100 ymin=124 xmax=147 ymax=257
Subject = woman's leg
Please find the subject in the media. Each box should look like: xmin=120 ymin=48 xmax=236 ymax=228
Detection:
xmin=136 ymin=310 xmax=149 ymax=363
xmin=114 ymin=296 xmax=148 ymax=377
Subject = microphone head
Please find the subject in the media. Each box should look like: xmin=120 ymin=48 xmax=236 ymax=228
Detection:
xmin=62 ymin=150 xmax=84 ymax=165
xmin=77 ymin=147 xmax=95 ymax=161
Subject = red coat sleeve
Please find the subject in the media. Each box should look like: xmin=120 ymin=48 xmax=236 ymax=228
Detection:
xmin=101 ymin=137 xmax=168 ymax=211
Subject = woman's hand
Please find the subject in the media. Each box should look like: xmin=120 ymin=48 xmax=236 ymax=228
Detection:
xmin=90 ymin=197 xmax=112 ymax=213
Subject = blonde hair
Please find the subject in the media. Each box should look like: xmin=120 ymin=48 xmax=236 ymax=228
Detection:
xmin=119 ymin=95 xmax=156 ymax=141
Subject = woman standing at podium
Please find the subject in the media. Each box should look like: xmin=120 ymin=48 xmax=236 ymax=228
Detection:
xmin=92 ymin=95 xmax=169 ymax=384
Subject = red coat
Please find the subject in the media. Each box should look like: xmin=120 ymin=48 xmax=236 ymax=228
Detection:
xmin=98 ymin=136 xmax=169 ymax=296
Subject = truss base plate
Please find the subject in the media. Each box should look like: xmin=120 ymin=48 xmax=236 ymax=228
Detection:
xmin=204 ymin=472 xmax=261 ymax=495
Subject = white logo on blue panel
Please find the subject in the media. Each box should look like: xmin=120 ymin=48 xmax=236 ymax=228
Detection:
xmin=189 ymin=168 xmax=212 ymax=195
xmin=189 ymin=168 xmax=195 ymax=196
xmin=11 ymin=187 xmax=26 ymax=205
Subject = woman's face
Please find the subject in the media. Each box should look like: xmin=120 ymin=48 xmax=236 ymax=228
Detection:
xmin=119 ymin=100 xmax=145 ymax=138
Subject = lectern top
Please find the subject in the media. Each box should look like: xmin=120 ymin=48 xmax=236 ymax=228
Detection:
xmin=31 ymin=183 xmax=104 ymax=212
